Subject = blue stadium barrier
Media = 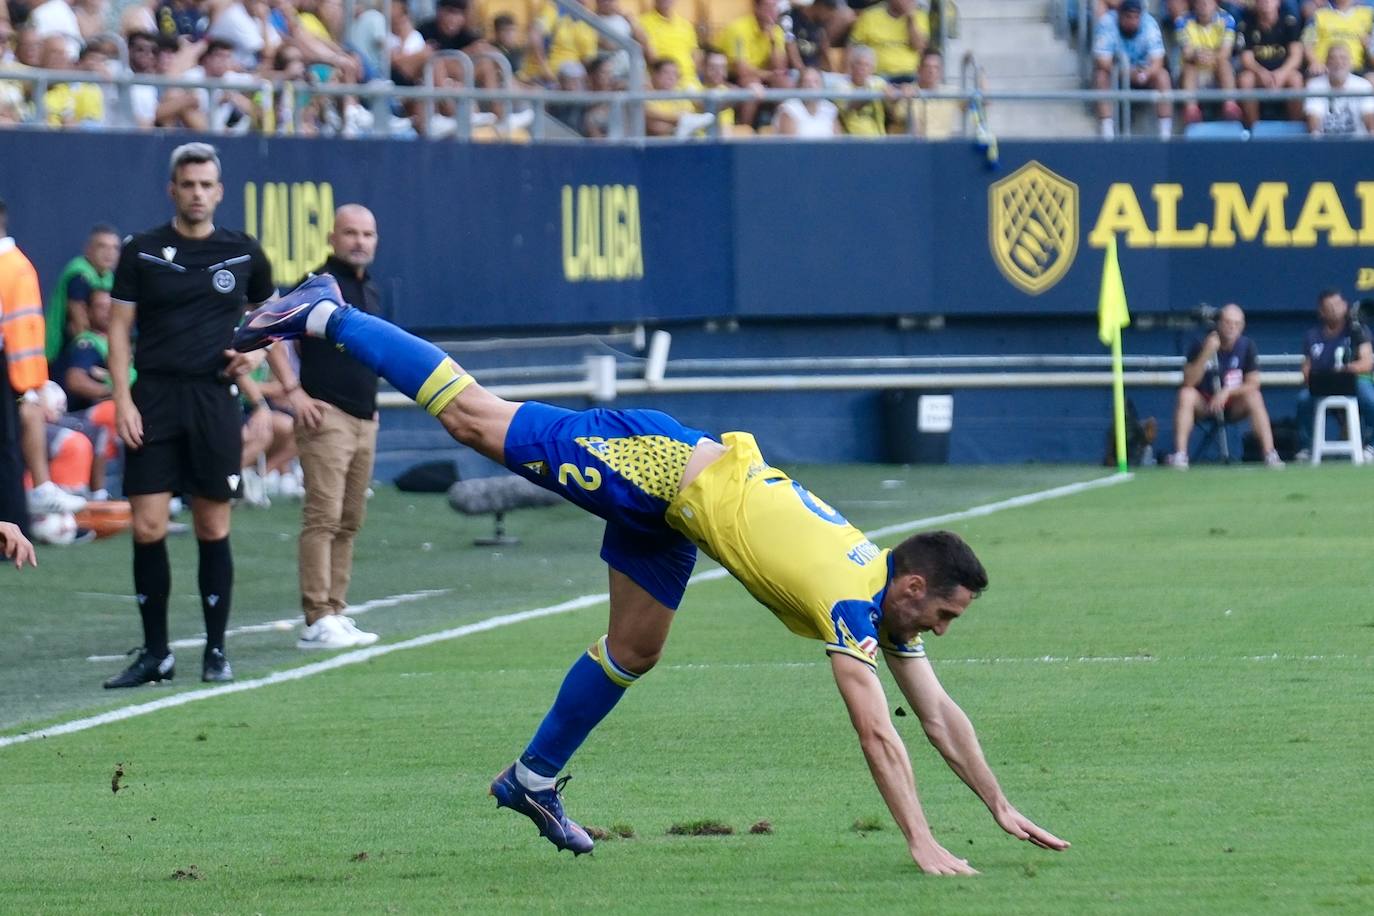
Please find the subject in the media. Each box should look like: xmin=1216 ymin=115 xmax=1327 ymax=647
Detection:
xmin=1249 ymin=120 xmax=1309 ymax=139
xmin=1183 ymin=121 xmax=1248 ymax=141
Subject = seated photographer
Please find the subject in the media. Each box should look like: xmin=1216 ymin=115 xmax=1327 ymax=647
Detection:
xmin=1295 ymin=289 xmax=1374 ymax=462
xmin=1170 ymin=303 xmax=1283 ymax=469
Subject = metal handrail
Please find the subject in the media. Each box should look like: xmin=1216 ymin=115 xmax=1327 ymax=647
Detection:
xmin=5 ymin=66 xmax=1374 ymax=138
xmin=422 ymin=50 xmax=475 ymax=139
xmin=554 ymin=0 xmax=645 ymax=139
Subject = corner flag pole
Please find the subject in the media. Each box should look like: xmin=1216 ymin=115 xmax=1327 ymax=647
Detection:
xmin=1097 ymin=236 xmax=1131 ymax=474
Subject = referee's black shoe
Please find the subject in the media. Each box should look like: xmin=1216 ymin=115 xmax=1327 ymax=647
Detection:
xmin=103 ymin=649 xmax=175 ymax=689
xmin=202 ymin=648 xmax=234 ymax=683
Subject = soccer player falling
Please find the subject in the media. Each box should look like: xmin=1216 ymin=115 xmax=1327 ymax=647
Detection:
xmin=233 ymin=276 xmax=1069 ymax=874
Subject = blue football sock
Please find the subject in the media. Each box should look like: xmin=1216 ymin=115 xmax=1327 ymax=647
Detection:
xmin=326 ymin=309 xmax=468 ymax=414
xmin=520 ymin=637 xmax=640 ymax=779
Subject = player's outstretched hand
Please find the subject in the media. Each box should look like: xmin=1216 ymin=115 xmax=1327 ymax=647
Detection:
xmin=993 ymin=803 xmax=1070 ymax=851
xmin=1 ymin=522 xmax=37 ymax=569
xmin=909 ymin=838 xmax=979 ymax=876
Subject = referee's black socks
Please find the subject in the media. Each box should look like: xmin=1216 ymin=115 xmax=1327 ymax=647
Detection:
xmin=132 ymin=539 xmax=171 ymax=658
xmin=198 ymin=536 xmax=233 ymax=653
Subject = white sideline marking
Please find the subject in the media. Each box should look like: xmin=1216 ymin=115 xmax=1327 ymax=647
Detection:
xmin=84 ymin=589 xmax=450 ymax=662
xmin=4 ymin=471 xmax=1130 ymax=750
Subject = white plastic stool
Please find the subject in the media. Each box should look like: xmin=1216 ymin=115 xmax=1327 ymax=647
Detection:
xmin=1311 ymin=396 xmax=1364 ymax=465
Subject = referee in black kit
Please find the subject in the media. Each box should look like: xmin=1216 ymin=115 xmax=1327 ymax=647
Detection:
xmin=104 ymin=143 xmax=275 ymax=688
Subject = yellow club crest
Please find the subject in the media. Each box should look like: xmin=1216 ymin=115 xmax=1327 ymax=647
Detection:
xmin=988 ymin=161 xmax=1079 ymax=295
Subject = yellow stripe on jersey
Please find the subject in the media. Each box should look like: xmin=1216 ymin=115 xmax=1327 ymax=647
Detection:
xmin=576 ymin=434 xmax=696 ymax=502
xmin=416 ymin=359 xmax=474 ymax=416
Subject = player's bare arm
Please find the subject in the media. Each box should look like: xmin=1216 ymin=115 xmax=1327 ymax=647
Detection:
xmin=830 ymin=652 xmax=977 ymax=876
xmin=108 ymin=298 xmax=141 ymax=449
xmin=886 ymin=652 xmax=1069 ymax=852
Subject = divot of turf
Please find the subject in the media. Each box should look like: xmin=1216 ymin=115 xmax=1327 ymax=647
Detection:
xmin=110 ymin=764 xmax=125 ymax=794
xmin=852 ymin=816 xmax=884 ymax=834
xmin=749 ymin=820 xmax=773 ymax=835
xmin=171 ymin=866 xmax=202 ymax=881
xmin=666 ymin=819 xmax=734 ymax=836
xmin=610 ymin=823 xmax=635 ymax=839
xmin=585 ymin=826 xmax=610 ymax=841
xmin=352 ymin=852 xmax=370 ymax=862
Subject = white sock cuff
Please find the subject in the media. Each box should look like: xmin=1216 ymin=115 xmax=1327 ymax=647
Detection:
xmin=305 ymin=302 xmax=338 ymax=338
xmin=515 ymin=761 xmax=557 ymax=791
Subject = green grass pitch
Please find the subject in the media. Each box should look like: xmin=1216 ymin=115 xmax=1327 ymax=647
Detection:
xmin=2 ymin=464 xmax=1372 ymax=913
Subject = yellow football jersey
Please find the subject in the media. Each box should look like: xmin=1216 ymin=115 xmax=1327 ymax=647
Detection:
xmin=1305 ymin=5 xmax=1374 ymax=70
xmin=667 ymin=432 xmax=924 ymax=667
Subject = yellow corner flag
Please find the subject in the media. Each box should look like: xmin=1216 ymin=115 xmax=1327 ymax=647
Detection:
xmin=1098 ymin=236 xmax=1130 ymax=346
xmin=1098 ymin=237 xmax=1131 ymax=473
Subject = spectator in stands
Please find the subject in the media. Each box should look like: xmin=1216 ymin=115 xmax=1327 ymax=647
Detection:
xmin=205 ymin=0 xmax=279 ymax=70
xmin=716 ymin=0 xmax=796 ymax=122
xmin=125 ymin=30 xmax=162 ymax=128
xmin=72 ymin=0 xmax=107 ymax=44
xmin=261 ymin=43 xmax=307 ymax=132
xmin=698 ymin=50 xmax=739 ymax=132
xmin=1177 ymin=0 xmax=1242 ymax=123
xmin=180 ymin=37 xmax=260 ymax=133
xmin=45 ymin=224 xmax=117 ymax=369
xmin=582 ymin=51 xmax=618 ymax=137
xmin=1305 ymin=42 xmax=1374 ymax=132
xmin=546 ymin=0 xmax=598 ymax=77
xmin=848 ymin=0 xmax=926 ymax=84
xmin=1295 ymin=288 xmax=1374 ymax=461
xmin=41 ymin=36 xmax=106 ymax=128
xmin=1093 ymin=0 xmax=1174 ymax=138
xmin=28 ymin=0 xmax=82 ymax=60
xmin=388 ymin=0 xmax=431 ymax=85
xmin=912 ymin=46 xmax=963 ymax=138
xmin=775 ymin=64 xmax=839 ymax=135
xmin=492 ymin=13 xmax=526 ymax=76
xmin=0 ymin=20 xmax=25 ymax=124
xmin=645 ymin=57 xmax=714 ymax=136
xmin=1303 ymin=0 xmax=1373 ymax=76
xmin=641 ymin=0 xmax=701 ymax=87
xmin=157 ymin=0 xmax=210 ymax=43
xmin=1169 ymin=303 xmax=1283 ymax=470
xmin=839 ymin=42 xmax=894 ymax=134
xmin=1236 ymin=0 xmax=1306 ymax=125
xmin=547 ymin=59 xmax=589 ymax=131
xmin=791 ymin=0 xmax=855 ymax=78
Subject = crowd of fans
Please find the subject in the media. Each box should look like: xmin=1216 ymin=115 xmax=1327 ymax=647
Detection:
xmin=0 ymin=0 xmax=961 ymax=137
xmin=1092 ymin=0 xmax=1374 ymax=136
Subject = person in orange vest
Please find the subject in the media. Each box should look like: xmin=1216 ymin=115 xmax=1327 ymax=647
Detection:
xmin=0 ymin=199 xmax=88 ymax=527
xmin=0 ymin=199 xmax=45 ymax=530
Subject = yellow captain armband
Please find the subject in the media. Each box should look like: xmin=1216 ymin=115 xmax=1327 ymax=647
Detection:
xmin=417 ymin=359 xmax=476 ymax=416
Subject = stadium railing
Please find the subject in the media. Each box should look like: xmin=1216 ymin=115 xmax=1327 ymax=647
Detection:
xmin=7 ymin=66 xmax=1370 ymax=140
xmin=376 ymin=343 xmax=1307 ymax=407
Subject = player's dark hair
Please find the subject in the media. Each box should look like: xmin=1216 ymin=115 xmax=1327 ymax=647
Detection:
xmin=494 ymin=12 xmax=516 ymax=29
xmin=890 ymin=531 xmax=988 ymax=598
xmin=89 ymin=223 xmax=118 ymax=238
xmin=1317 ymin=288 xmax=1342 ymax=306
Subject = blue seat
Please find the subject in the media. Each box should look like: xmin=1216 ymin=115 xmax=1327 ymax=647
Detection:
xmin=1183 ymin=121 xmax=1249 ymax=140
xmin=1249 ymin=120 xmax=1309 ymax=139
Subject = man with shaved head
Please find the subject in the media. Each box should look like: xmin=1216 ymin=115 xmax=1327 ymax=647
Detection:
xmin=1170 ymin=302 xmax=1283 ymax=469
xmin=267 ymin=205 xmax=385 ymax=650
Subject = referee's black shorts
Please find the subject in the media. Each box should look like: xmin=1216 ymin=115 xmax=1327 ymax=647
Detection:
xmin=123 ymin=373 xmax=242 ymax=501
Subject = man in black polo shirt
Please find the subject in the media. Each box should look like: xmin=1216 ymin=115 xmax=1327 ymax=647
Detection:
xmin=268 ymin=205 xmax=383 ymax=650
xmin=1235 ymin=0 xmax=1305 ymax=125
xmin=1296 ymin=288 xmax=1374 ymax=461
xmin=104 ymin=142 xmax=275 ymax=688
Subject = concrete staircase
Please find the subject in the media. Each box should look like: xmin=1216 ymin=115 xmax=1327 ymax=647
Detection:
xmin=943 ymin=0 xmax=1096 ymax=138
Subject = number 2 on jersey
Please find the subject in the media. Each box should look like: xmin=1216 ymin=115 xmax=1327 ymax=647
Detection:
xmin=558 ymin=463 xmax=603 ymax=491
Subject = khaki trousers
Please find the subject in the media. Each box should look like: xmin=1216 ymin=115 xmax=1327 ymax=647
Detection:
xmin=297 ymin=404 xmax=378 ymax=622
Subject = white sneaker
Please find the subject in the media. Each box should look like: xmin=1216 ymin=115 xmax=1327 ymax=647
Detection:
xmin=505 ymin=108 xmax=535 ymax=131
xmin=28 ymin=480 xmax=87 ymax=514
xmin=297 ymin=614 xmax=361 ymax=650
xmin=1364 ymin=445 xmax=1374 ymax=463
xmin=1168 ymin=453 xmax=1189 ymax=471
xmin=337 ymin=615 xmax=379 ymax=646
xmin=675 ymin=112 xmax=715 ymax=139
xmin=1264 ymin=450 xmax=1286 ymax=469
xmin=1294 ymin=449 xmax=1311 ymax=463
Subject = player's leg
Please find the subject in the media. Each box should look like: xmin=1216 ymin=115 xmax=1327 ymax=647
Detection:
xmin=104 ymin=487 xmax=176 ymax=688
xmin=232 ymin=276 xmax=517 ymax=462
xmin=493 ymin=527 xmax=694 ymax=854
